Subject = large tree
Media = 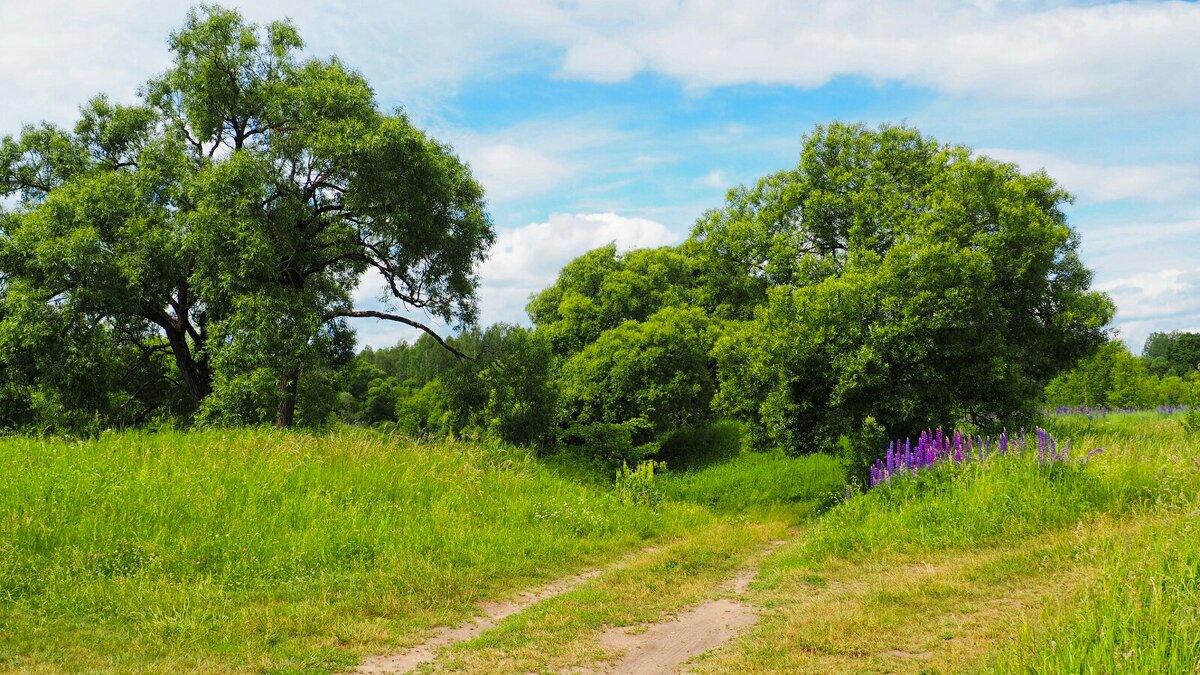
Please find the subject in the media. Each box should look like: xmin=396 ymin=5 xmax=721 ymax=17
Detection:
xmin=0 ymin=6 xmax=493 ymax=428
xmin=699 ymin=123 xmax=1113 ymax=451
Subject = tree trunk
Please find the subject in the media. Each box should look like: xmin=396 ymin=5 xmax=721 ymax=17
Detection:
xmin=163 ymin=325 xmax=212 ymax=407
xmin=276 ymin=366 xmax=300 ymax=428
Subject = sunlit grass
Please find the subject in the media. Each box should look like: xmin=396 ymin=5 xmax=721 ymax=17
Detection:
xmin=659 ymin=451 xmax=846 ymax=517
xmin=0 ymin=428 xmax=707 ymax=672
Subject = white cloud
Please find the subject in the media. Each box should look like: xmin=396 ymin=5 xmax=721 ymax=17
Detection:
xmin=548 ymin=0 xmax=1200 ymax=110
xmin=694 ymin=170 xmax=728 ymax=190
xmin=468 ymin=144 xmax=572 ymax=201
xmin=558 ymin=39 xmax=644 ymax=83
xmin=12 ymin=0 xmax=1200 ymax=140
xmin=980 ymin=149 xmax=1200 ymax=204
xmin=476 ymin=212 xmax=682 ymax=325
xmin=1098 ymin=268 xmax=1200 ymax=351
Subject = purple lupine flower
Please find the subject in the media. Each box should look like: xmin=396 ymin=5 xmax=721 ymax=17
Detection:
xmin=999 ymin=429 xmax=1008 ymax=456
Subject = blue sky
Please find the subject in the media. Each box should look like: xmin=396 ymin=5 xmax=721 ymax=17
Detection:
xmin=3 ymin=0 xmax=1198 ymax=351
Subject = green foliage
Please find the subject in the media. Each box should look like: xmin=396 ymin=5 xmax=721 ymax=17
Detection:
xmin=394 ymin=378 xmax=451 ymax=437
xmin=441 ymin=325 xmax=558 ymax=445
xmin=702 ymin=122 xmax=1111 ymax=451
xmin=839 ymin=415 xmax=888 ymax=484
xmin=614 ymin=460 xmax=666 ymax=509
xmin=1142 ymin=330 xmax=1200 ymax=378
xmin=1045 ymin=340 xmax=1200 ymax=409
xmin=1180 ymin=408 xmax=1200 ymax=435
xmin=558 ymin=420 xmax=660 ymax=468
xmin=656 ymin=419 xmax=744 ymax=471
xmin=528 ymin=245 xmax=697 ymax=358
xmin=0 ymin=5 xmax=493 ymax=429
xmin=557 ymin=306 xmax=719 ymax=441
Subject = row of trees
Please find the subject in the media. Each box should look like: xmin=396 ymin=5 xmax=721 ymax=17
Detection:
xmin=330 ymin=123 xmax=1113 ymax=467
xmin=1045 ymin=333 xmax=1200 ymax=409
xmin=2 ymin=6 xmax=1116 ymax=466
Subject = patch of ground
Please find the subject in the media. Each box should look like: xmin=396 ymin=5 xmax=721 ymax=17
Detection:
xmin=356 ymin=568 xmax=604 ymax=673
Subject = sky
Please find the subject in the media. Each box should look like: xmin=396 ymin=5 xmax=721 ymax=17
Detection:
xmin=2 ymin=0 xmax=1198 ymax=352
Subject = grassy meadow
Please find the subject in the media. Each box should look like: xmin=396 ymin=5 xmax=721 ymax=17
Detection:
xmin=0 ymin=429 xmax=705 ymax=672
xmin=0 ymin=412 xmax=1196 ymax=673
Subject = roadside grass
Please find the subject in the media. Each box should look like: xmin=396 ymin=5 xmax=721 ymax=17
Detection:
xmin=691 ymin=412 xmax=1199 ymax=674
xmin=0 ymin=428 xmax=709 ymax=673
xmin=990 ymin=506 xmax=1200 ymax=673
xmin=658 ymin=451 xmax=846 ymax=518
xmin=791 ymin=419 xmax=1191 ymax=564
xmin=433 ymin=517 xmax=791 ymax=673
xmin=694 ymin=517 xmax=1140 ymax=674
xmin=983 ymin=412 xmax=1200 ymax=673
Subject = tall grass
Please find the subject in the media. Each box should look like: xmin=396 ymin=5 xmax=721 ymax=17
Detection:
xmin=0 ymin=428 xmax=705 ymax=672
xmin=992 ymin=507 xmax=1200 ymax=672
xmin=659 ymin=451 xmax=845 ymax=516
xmin=983 ymin=412 xmax=1200 ymax=672
xmin=785 ymin=414 xmax=1192 ymax=564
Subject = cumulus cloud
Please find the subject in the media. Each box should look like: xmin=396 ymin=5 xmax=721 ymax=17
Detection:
xmin=538 ymin=1 xmax=1200 ymax=110
xmin=476 ymin=212 xmax=681 ymax=324
xmin=11 ymin=0 xmax=1200 ymax=139
xmin=1098 ymin=268 xmax=1200 ymax=351
xmin=980 ymin=149 xmax=1200 ymax=204
xmin=558 ymin=39 xmax=644 ymax=83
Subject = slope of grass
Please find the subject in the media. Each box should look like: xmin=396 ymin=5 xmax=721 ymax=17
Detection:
xmin=701 ymin=412 xmax=1199 ymax=673
xmin=985 ymin=413 xmax=1200 ymax=673
xmin=659 ymin=451 xmax=846 ymax=516
xmin=786 ymin=419 xmax=1190 ymax=564
xmin=0 ymin=428 xmax=708 ymax=673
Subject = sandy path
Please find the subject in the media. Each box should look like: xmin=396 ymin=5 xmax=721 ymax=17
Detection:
xmin=356 ymin=569 xmax=602 ymax=673
xmin=356 ymin=547 xmax=658 ymax=674
xmin=591 ymin=539 xmax=786 ymax=674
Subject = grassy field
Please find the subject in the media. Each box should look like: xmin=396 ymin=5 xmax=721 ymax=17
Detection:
xmin=0 ymin=414 xmax=1196 ymax=673
xmin=0 ymin=429 xmax=707 ymax=672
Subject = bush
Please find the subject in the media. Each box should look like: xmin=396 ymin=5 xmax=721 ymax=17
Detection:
xmin=614 ymin=460 xmax=666 ymax=509
xmin=558 ymin=420 xmax=659 ymax=469
xmin=657 ymin=419 xmax=743 ymax=471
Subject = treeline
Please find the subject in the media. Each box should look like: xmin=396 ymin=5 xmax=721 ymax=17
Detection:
xmin=319 ymin=122 xmax=1113 ymax=471
xmin=0 ymin=7 xmax=1117 ymax=466
xmin=1046 ymin=332 xmax=1200 ymax=409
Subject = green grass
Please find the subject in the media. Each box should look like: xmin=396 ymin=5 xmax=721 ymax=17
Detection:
xmin=2 ymin=412 xmax=1196 ymax=673
xmin=700 ymin=412 xmax=1200 ymax=673
xmin=982 ymin=413 xmax=1200 ymax=673
xmin=784 ymin=418 xmax=1190 ymax=565
xmin=659 ymin=450 xmax=846 ymax=516
xmin=0 ymin=428 xmax=708 ymax=672
xmin=991 ymin=507 xmax=1200 ymax=673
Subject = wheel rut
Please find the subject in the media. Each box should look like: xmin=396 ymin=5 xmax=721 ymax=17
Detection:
xmin=355 ymin=547 xmax=658 ymax=674
xmin=354 ymin=537 xmax=788 ymax=674
xmin=588 ymin=539 xmax=786 ymax=674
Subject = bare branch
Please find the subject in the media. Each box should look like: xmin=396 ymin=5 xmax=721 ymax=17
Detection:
xmin=326 ymin=309 xmax=474 ymax=361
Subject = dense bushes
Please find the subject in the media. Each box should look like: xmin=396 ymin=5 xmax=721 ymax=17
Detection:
xmin=1045 ymin=339 xmax=1200 ymax=409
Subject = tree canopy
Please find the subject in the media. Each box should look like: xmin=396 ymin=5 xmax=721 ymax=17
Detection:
xmin=0 ymin=5 xmax=493 ymax=429
xmin=698 ymin=123 xmax=1112 ymax=451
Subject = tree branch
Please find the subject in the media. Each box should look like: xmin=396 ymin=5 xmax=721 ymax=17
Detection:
xmin=326 ymin=309 xmax=474 ymax=361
